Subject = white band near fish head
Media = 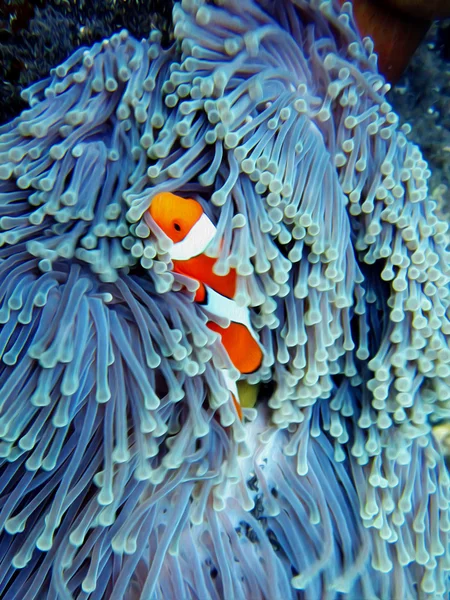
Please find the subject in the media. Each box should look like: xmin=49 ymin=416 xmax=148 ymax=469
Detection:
xmin=170 ymin=213 xmax=217 ymax=261
xmin=203 ymin=287 xmax=252 ymax=330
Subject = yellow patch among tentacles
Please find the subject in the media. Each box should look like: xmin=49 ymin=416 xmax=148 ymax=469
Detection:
xmin=237 ymin=380 xmax=259 ymax=410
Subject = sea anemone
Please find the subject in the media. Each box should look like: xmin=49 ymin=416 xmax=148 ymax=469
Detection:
xmin=0 ymin=0 xmax=449 ymax=598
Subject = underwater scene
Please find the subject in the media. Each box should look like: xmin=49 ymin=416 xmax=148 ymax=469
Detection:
xmin=0 ymin=0 xmax=450 ymax=598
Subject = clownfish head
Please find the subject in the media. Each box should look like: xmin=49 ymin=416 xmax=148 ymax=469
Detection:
xmin=149 ymin=192 xmax=204 ymax=244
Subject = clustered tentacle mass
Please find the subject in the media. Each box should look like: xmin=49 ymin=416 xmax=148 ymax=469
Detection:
xmin=0 ymin=0 xmax=449 ymax=598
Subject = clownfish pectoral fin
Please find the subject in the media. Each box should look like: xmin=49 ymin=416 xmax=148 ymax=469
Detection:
xmin=173 ymin=254 xmax=236 ymax=300
xmin=172 ymin=262 xmax=207 ymax=303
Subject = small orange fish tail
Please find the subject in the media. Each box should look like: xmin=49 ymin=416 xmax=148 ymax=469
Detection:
xmin=231 ymin=393 xmax=243 ymax=421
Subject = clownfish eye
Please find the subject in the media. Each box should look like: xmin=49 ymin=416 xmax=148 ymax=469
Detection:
xmin=173 ymin=222 xmax=181 ymax=232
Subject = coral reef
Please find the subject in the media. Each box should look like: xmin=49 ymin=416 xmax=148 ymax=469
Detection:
xmin=0 ymin=0 xmax=449 ymax=598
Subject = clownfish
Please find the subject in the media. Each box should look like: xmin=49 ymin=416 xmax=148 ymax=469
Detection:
xmin=148 ymin=192 xmax=263 ymax=419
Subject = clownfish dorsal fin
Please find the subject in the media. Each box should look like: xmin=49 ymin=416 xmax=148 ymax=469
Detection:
xmin=149 ymin=192 xmax=204 ymax=243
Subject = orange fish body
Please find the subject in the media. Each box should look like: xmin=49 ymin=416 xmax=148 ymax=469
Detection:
xmin=149 ymin=192 xmax=263 ymax=418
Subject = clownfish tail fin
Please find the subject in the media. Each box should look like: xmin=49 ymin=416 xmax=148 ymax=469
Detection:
xmin=232 ymin=394 xmax=243 ymax=421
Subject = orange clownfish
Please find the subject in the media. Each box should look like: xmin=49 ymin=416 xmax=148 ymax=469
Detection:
xmin=148 ymin=192 xmax=263 ymax=419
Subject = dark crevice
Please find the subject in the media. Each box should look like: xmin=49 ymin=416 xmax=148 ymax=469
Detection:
xmin=0 ymin=0 xmax=174 ymax=124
